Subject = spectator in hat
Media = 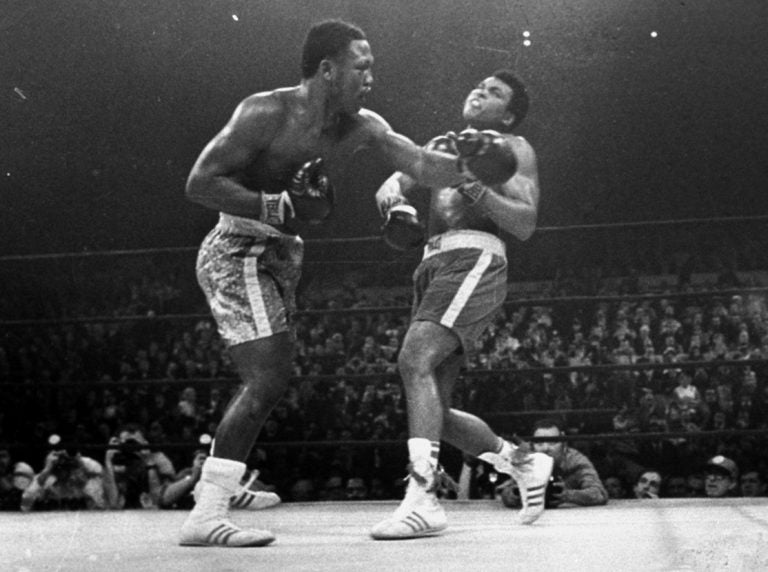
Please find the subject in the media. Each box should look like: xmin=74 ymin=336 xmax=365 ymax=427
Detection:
xmin=20 ymin=449 xmax=106 ymax=511
xmin=704 ymin=455 xmax=738 ymax=498
xmin=0 ymin=456 xmax=35 ymax=511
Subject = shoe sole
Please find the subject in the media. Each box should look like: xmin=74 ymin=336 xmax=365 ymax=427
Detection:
xmin=370 ymin=513 xmax=447 ymax=540
xmin=179 ymin=538 xmax=275 ymax=547
xmin=371 ymin=526 xmax=446 ymax=540
xmin=179 ymin=522 xmax=276 ymax=547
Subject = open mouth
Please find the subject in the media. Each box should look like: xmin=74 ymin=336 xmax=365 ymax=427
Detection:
xmin=467 ymin=97 xmax=483 ymax=110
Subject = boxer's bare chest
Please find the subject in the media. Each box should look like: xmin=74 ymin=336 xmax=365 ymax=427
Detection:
xmin=243 ymin=115 xmax=367 ymax=192
xmin=428 ymin=186 xmax=496 ymax=235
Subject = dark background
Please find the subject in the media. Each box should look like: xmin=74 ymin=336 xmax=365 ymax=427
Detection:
xmin=2 ymin=0 xmax=767 ymax=256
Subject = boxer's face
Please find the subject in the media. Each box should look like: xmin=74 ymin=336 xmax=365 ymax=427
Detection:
xmin=463 ymin=76 xmax=514 ymax=129
xmin=329 ymin=39 xmax=373 ymax=114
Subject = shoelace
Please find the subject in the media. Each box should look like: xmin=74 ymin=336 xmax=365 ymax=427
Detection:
xmin=508 ymin=442 xmax=535 ymax=469
xmin=404 ymin=463 xmax=459 ymax=496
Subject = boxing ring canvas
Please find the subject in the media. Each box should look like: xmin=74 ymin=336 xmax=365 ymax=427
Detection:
xmin=3 ymin=498 xmax=768 ymax=571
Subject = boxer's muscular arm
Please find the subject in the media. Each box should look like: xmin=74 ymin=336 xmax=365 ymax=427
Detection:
xmin=185 ymin=94 xmax=281 ymax=217
xmin=360 ymin=109 xmax=464 ymax=190
xmin=473 ymin=137 xmax=540 ymax=241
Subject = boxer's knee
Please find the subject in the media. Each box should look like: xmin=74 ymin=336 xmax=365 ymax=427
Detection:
xmin=398 ymin=321 xmax=459 ymax=385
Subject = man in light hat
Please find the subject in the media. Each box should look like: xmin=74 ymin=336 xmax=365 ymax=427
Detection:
xmin=0 ymin=452 xmax=35 ymax=511
xmin=12 ymin=462 xmax=34 ymax=490
xmin=704 ymin=455 xmax=738 ymax=498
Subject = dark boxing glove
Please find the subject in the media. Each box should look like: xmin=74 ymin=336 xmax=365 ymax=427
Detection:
xmin=381 ymin=203 xmax=425 ymax=251
xmin=455 ymin=128 xmax=518 ymax=186
xmin=289 ymin=158 xmax=335 ymax=224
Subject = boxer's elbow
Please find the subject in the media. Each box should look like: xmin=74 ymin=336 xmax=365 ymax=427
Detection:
xmin=185 ymin=170 xmax=213 ymax=206
xmin=503 ymin=209 xmax=537 ymax=241
xmin=518 ymin=212 xmax=538 ymax=241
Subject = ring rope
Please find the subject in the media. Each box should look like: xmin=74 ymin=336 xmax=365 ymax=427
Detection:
xmin=3 ymin=428 xmax=767 ymax=456
xmin=3 ymin=287 xmax=767 ymax=328
xmin=3 ymin=358 xmax=766 ymax=390
xmin=1 ymin=214 xmax=767 ymax=263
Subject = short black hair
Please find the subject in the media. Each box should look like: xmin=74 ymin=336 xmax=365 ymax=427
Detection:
xmin=301 ymin=19 xmax=367 ymax=79
xmin=492 ymin=69 xmax=529 ymax=130
xmin=533 ymin=418 xmax=563 ymax=433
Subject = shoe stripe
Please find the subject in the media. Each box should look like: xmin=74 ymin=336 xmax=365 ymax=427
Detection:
xmin=522 ymin=487 xmax=545 ymax=508
xmin=219 ymin=528 xmax=238 ymax=545
xmin=231 ymin=492 xmax=254 ymax=509
xmin=212 ymin=526 xmax=232 ymax=545
xmin=402 ymin=516 xmax=422 ymax=533
xmin=207 ymin=524 xmax=228 ymax=545
xmin=403 ymin=512 xmax=429 ymax=532
xmin=208 ymin=524 xmax=241 ymax=545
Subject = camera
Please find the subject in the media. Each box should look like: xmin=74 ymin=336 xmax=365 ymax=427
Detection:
xmin=543 ymin=468 xmax=565 ymax=508
xmin=51 ymin=451 xmax=81 ymax=476
xmin=111 ymin=438 xmax=144 ymax=466
xmin=545 ymin=475 xmax=564 ymax=508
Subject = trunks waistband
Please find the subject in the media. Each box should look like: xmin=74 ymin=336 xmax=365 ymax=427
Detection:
xmin=422 ymin=230 xmax=506 ymax=260
xmin=216 ymin=213 xmax=301 ymax=242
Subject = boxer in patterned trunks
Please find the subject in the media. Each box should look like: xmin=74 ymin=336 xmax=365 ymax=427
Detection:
xmin=371 ymin=70 xmax=554 ymax=540
xmin=180 ymin=20 xmax=518 ymax=547
xmin=195 ymin=216 xmax=304 ymax=347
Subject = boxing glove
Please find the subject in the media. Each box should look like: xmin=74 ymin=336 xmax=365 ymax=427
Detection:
xmin=289 ymin=158 xmax=335 ymax=224
xmin=425 ymin=133 xmax=459 ymax=155
xmin=381 ymin=203 xmax=425 ymax=251
xmin=455 ymin=129 xmax=518 ymax=186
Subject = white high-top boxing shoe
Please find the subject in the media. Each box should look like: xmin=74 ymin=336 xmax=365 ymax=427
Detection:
xmin=194 ymin=470 xmax=282 ymax=511
xmin=480 ymin=442 xmax=553 ymax=524
xmin=179 ymin=457 xmax=275 ymax=547
xmin=370 ymin=461 xmax=449 ymax=540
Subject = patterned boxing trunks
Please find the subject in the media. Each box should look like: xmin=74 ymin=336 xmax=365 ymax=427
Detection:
xmin=196 ymin=213 xmax=304 ymax=347
xmin=412 ymin=230 xmax=508 ymax=353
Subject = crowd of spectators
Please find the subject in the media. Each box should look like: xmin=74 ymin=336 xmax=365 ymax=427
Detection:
xmin=2 ymin=227 xmax=768 ymax=509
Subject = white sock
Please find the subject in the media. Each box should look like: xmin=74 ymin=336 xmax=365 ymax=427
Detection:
xmin=497 ymin=438 xmax=514 ymax=458
xmin=408 ymin=438 xmax=439 ymax=477
xmin=201 ymin=456 xmax=247 ymax=494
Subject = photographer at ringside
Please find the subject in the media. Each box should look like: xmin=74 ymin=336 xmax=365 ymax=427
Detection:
xmin=20 ymin=440 xmax=106 ymax=511
xmin=499 ymin=418 xmax=608 ymax=508
xmin=103 ymin=424 xmax=175 ymax=509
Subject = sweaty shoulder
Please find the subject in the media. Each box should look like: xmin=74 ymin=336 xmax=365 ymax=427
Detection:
xmin=507 ymin=134 xmax=536 ymax=167
xmin=356 ymin=108 xmax=393 ymax=137
xmin=229 ymin=88 xmax=294 ymax=142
